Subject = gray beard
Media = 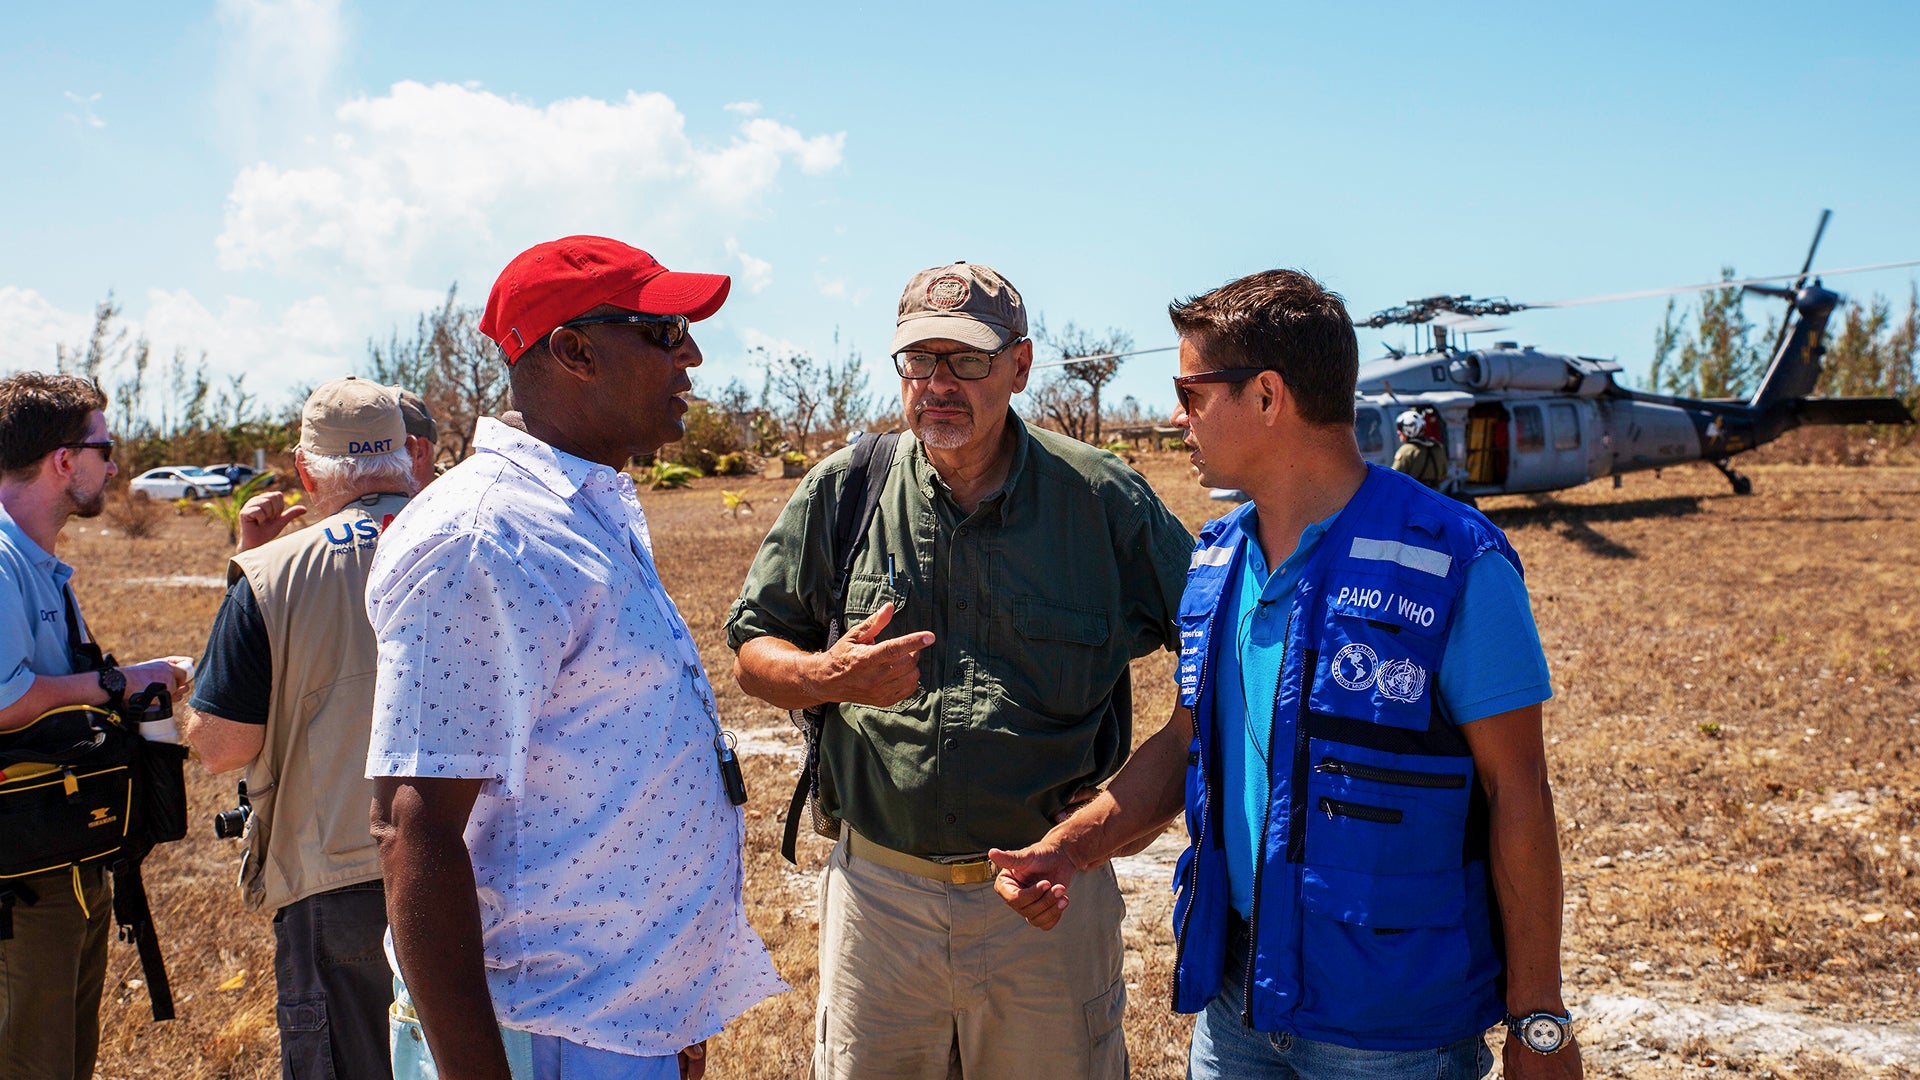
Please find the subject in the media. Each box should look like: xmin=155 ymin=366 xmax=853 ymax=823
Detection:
xmin=915 ymin=418 xmax=974 ymax=450
xmin=911 ymin=397 xmax=975 ymax=450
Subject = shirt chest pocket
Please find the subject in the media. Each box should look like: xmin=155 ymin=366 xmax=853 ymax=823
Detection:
xmin=999 ymin=594 xmax=1111 ymax=722
xmin=1307 ymin=570 xmax=1453 ymax=731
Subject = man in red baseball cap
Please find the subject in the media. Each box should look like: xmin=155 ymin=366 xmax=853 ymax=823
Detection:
xmin=479 ymin=235 xmax=730 ymax=363
xmin=370 ymin=237 xmax=785 ymax=1080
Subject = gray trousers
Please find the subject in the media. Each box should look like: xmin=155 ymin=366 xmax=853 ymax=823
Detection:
xmin=273 ymin=879 xmax=391 ymax=1080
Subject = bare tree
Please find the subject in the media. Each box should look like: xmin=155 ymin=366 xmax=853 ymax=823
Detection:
xmin=1024 ymin=375 xmax=1096 ymax=441
xmin=755 ymin=338 xmax=875 ymax=454
xmin=364 ymin=286 xmax=509 ymax=463
xmin=1035 ymin=319 xmax=1133 ymax=444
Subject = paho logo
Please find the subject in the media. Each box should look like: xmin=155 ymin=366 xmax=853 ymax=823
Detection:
xmin=1330 ymin=643 xmax=1428 ymax=703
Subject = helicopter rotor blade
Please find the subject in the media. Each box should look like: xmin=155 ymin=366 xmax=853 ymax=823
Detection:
xmin=1525 ymin=257 xmax=1920 ymax=310
xmin=1770 ymin=209 xmax=1834 ymax=360
xmin=1027 ymin=344 xmax=1178 ymax=370
xmin=1793 ymin=209 xmax=1833 ymax=294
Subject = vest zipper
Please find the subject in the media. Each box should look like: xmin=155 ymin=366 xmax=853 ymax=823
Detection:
xmin=1239 ymin=606 xmax=1293 ymax=1029
xmin=1315 ymin=757 xmax=1467 ymax=789
xmin=1319 ymin=797 xmax=1404 ymax=824
xmin=1168 ymin=610 xmax=1218 ymax=1012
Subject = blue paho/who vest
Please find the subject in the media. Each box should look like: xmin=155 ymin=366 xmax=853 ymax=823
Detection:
xmin=1170 ymin=464 xmax=1523 ymax=1051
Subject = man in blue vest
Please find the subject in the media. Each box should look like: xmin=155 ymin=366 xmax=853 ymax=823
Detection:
xmin=991 ymin=270 xmax=1581 ymax=1079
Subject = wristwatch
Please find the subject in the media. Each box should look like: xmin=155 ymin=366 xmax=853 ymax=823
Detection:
xmin=97 ymin=666 xmax=126 ymax=708
xmin=1505 ymin=1011 xmax=1573 ymax=1055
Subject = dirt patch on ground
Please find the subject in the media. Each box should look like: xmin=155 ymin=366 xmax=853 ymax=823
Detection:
xmin=64 ymin=457 xmax=1920 ymax=1078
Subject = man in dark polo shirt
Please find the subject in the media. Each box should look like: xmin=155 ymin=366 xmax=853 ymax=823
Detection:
xmin=727 ymin=261 xmax=1193 ymax=1078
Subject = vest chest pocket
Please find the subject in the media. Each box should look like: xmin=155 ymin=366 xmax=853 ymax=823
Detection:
xmin=1307 ymin=571 xmax=1452 ymax=731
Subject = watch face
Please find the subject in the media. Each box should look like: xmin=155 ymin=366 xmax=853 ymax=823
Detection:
xmin=1522 ymin=1016 xmax=1566 ymax=1053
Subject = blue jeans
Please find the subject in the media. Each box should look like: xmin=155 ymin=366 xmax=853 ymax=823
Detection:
xmin=1187 ymin=920 xmax=1492 ymax=1080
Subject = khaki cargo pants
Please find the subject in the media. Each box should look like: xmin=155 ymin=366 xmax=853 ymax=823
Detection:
xmin=812 ymin=833 xmax=1128 ymax=1079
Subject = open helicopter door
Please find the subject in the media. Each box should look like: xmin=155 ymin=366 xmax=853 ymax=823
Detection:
xmin=1465 ymin=401 xmax=1509 ymax=485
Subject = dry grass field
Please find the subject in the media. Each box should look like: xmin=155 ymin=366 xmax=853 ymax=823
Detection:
xmin=64 ymin=448 xmax=1920 ymax=1079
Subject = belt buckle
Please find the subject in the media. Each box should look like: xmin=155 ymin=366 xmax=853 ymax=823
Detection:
xmin=935 ymin=855 xmax=995 ymax=884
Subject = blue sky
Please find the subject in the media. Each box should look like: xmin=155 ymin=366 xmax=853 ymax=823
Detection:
xmin=4 ymin=1 xmax=1917 ymax=418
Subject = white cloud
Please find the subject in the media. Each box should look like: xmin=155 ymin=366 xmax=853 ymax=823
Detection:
xmin=723 ymin=101 xmax=762 ymax=116
xmin=0 ymin=288 xmax=96 ymax=374
xmin=0 ymin=286 xmax=357 ymax=410
xmin=740 ymin=327 xmax=809 ymax=359
xmin=63 ymin=92 xmax=104 ymax=130
xmin=215 ymin=81 xmax=846 ymax=300
xmin=215 ymin=0 xmax=345 ymax=157
xmin=726 ymin=239 xmax=774 ymax=293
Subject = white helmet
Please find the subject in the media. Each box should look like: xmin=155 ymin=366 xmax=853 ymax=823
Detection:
xmin=1395 ymin=409 xmax=1426 ymax=438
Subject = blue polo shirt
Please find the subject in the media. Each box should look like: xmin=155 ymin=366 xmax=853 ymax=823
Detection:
xmin=0 ymin=505 xmax=84 ymax=713
xmin=1215 ymin=507 xmax=1553 ymax=917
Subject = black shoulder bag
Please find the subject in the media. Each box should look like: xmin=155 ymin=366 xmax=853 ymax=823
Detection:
xmin=0 ymin=587 xmax=186 ymax=1021
xmin=781 ymin=431 xmax=900 ymax=864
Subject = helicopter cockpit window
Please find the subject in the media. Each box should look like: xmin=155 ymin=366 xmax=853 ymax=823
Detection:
xmin=1514 ymin=405 xmax=1545 ymax=452
xmin=1550 ymin=403 xmax=1581 ymax=450
xmin=1354 ymin=409 xmax=1384 ymax=453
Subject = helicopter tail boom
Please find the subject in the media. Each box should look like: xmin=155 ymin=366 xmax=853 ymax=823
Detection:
xmin=1790 ymin=396 xmax=1915 ymax=428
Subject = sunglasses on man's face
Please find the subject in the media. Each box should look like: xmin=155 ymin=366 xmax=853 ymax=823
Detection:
xmin=62 ymin=441 xmax=114 ymax=462
xmin=892 ymin=337 xmax=1026 ymax=381
xmin=1172 ymin=368 xmax=1273 ymax=412
xmin=554 ymin=312 xmax=691 ymax=351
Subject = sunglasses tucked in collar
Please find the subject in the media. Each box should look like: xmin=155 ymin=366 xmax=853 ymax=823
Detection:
xmin=552 ymin=312 xmax=690 ymax=351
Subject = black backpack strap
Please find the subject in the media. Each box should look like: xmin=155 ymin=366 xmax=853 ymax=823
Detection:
xmin=110 ymin=858 xmax=174 ymax=1021
xmin=783 ymin=432 xmax=901 ymax=864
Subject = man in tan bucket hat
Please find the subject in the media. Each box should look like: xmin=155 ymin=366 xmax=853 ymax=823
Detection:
xmin=729 ymin=262 xmax=1195 ymax=1077
xmin=183 ymin=376 xmax=420 ymax=1079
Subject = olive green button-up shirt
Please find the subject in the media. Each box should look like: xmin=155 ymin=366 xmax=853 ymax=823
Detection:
xmin=726 ymin=414 xmax=1194 ymax=858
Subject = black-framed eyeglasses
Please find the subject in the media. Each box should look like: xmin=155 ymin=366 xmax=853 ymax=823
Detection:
xmin=554 ymin=312 xmax=691 ymax=351
xmin=61 ymin=441 xmax=114 ymax=462
xmin=1172 ymin=368 xmax=1274 ymax=412
xmin=892 ymin=337 xmax=1026 ymax=381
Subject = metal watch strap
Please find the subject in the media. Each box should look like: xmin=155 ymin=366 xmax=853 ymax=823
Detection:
xmin=1505 ymin=1010 xmax=1573 ymax=1054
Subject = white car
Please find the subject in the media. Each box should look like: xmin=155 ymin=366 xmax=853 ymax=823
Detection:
xmin=129 ymin=466 xmax=233 ymax=500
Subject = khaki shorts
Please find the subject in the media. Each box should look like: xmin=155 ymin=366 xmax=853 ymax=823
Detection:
xmin=812 ymin=833 xmax=1128 ymax=1079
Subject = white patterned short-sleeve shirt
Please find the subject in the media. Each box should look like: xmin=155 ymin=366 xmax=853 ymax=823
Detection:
xmin=365 ymin=417 xmax=786 ymax=1057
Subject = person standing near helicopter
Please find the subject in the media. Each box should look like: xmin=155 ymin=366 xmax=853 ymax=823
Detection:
xmin=1391 ymin=407 xmax=1447 ymax=489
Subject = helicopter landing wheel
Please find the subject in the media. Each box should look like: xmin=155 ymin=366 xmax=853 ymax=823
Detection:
xmin=1709 ymin=458 xmax=1752 ymax=496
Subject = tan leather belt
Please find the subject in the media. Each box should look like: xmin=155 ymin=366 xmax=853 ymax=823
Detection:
xmin=847 ymin=829 xmax=996 ymax=885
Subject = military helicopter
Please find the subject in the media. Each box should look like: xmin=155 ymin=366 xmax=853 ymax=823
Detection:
xmin=1346 ymin=211 xmax=1915 ymax=498
xmin=1034 ymin=212 xmax=1916 ymax=499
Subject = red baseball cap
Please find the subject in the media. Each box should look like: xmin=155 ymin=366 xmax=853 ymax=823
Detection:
xmin=480 ymin=236 xmax=731 ymax=363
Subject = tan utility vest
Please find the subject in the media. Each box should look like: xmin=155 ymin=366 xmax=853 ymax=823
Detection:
xmin=229 ymin=492 xmax=411 ymax=913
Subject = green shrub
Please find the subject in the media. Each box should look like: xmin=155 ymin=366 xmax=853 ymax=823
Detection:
xmin=649 ymin=461 xmax=701 ymax=490
xmin=669 ymin=402 xmax=743 ymax=475
xmin=713 ymin=452 xmax=749 ymax=476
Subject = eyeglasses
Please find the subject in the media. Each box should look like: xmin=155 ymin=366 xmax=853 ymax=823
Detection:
xmin=892 ymin=338 xmax=1026 ymax=381
xmin=554 ymin=312 xmax=691 ymax=351
xmin=61 ymin=441 xmax=114 ymax=462
xmin=1172 ymin=367 xmax=1274 ymax=412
